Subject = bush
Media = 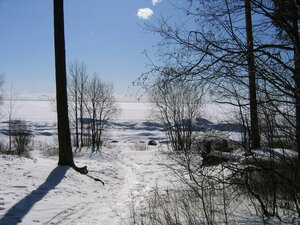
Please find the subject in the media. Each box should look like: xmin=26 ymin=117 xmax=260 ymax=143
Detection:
xmin=128 ymin=178 xmax=240 ymax=225
xmin=231 ymin=156 xmax=300 ymax=218
xmin=129 ymin=187 xmax=207 ymax=225
xmin=11 ymin=120 xmax=33 ymax=157
xmin=149 ymin=80 xmax=204 ymax=153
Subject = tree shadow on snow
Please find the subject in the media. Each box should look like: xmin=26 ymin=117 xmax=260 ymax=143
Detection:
xmin=110 ymin=121 xmax=164 ymax=131
xmin=0 ymin=166 xmax=68 ymax=225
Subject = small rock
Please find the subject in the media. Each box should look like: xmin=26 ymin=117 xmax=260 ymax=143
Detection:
xmin=148 ymin=140 xmax=157 ymax=146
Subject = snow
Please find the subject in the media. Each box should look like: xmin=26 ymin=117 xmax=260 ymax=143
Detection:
xmin=0 ymin=100 xmax=296 ymax=224
xmin=0 ymin=145 xmax=173 ymax=224
xmin=0 ymin=101 xmax=173 ymax=225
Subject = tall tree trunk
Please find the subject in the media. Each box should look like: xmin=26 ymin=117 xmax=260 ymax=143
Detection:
xmin=245 ymin=0 xmax=260 ymax=149
xmin=92 ymin=107 xmax=96 ymax=152
xmin=291 ymin=4 xmax=300 ymax=162
xmin=53 ymin=0 xmax=75 ymax=166
xmin=54 ymin=0 xmax=87 ymax=174
xmin=74 ymin=78 xmax=79 ymax=148
xmin=80 ymin=92 xmax=84 ymax=147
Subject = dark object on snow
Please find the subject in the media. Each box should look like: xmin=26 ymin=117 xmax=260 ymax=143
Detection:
xmin=202 ymin=153 xmax=229 ymax=167
xmin=75 ymin=166 xmax=88 ymax=174
xmin=201 ymin=140 xmax=230 ymax=167
xmin=204 ymin=141 xmax=211 ymax=154
xmin=148 ymin=140 xmax=157 ymax=146
xmin=111 ymin=140 xmax=118 ymax=143
xmin=214 ymin=139 xmax=230 ymax=152
xmin=197 ymin=138 xmax=234 ymax=155
xmin=86 ymin=174 xmax=105 ymax=186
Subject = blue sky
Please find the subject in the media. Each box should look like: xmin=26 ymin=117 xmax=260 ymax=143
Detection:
xmin=0 ymin=0 xmax=183 ymax=98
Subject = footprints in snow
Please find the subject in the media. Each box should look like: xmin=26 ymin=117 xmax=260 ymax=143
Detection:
xmin=0 ymin=197 xmax=5 ymax=211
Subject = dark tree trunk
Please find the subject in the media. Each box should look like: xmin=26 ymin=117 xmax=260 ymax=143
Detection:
xmin=74 ymin=78 xmax=79 ymax=148
xmin=80 ymin=94 xmax=84 ymax=147
xmin=92 ymin=107 xmax=96 ymax=152
xmin=79 ymin=75 xmax=85 ymax=148
xmin=245 ymin=0 xmax=260 ymax=149
xmin=53 ymin=0 xmax=87 ymax=174
xmin=291 ymin=5 xmax=300 ymax=162
xmin=53 ymin=0 xmax=74 ymax=166
xmin=268 ymin=0 xmax=300 ymax=161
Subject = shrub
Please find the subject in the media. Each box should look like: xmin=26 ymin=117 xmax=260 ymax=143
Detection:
xmin=149 ymin=80 xmax=204 ymax=153
xmin=231 ymin=155 xmax=300 ymax=218
xmin=11 ymin=120 xmax=33 ymax=157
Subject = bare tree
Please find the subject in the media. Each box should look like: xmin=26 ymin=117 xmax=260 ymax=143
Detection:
xmin=252 ymin=0 xmax=300 ymax=160
xmin=138 ymin=0 xmax=300 ymax=154
xmin=94 ymin=81 xmax=120 ymax=151
xmin=245 ymin=0 xmax=260 ymax=149
xmin=149 ymin=77 xmax=204 ymax=152
xmin=84 ymin=74 xmax=101 ymax=151
xmin=68 ymin=60 xmax=88 ymax=148
xmin=5 ymin=85 xmax=17 ymax=152
xmin=138 ymin=0 xmax=260 ymax=151
xmin=84 ymin=74 xmax=120 ymax=153
xmin=78 ymin=65 xmax=88 ymax=147
xmin=134 ymin=1 xmax=300 ymax=222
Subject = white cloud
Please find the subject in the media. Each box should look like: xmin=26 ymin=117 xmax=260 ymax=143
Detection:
xmin=152 ymin=0 xmax=162 ymax=5
xmin=137 ymin=8 xmax=154 ymax=20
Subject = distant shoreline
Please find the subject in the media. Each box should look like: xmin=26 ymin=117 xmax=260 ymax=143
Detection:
xmin=2 ymin=99 xmax=149 ymax=103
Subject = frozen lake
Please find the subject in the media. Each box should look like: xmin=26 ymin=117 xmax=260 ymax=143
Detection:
xmin=0 ymin=100 xmax=240 ymax=143
xmin=1 ymin=100 xmax=152 ymax=123
xmin=0 ymin=100 xmax=160 ymax=143
xmin=0 ymin=99 xmax=234 ymax=124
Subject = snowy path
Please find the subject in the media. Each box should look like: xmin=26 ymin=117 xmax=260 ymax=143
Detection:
xmin=0 ymin=144 xmax=171 ymax=225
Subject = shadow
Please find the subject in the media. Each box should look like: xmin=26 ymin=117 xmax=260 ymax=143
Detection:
xmin=110 ymin=121 xmax=138 ymax=130
xmin=0 ymin=121 xmax=57 ymax=137
xmin=194 ymin=118 xmax=213 ymax=132
xmin=210 ymin=122 xmax=243 ymax=133
xmin=36 ymin=131 xmax=53 ymax=136
xmin=0 ymin=166 xmax=69 ymax=225
xmin=110 ymin=121 xmax=164 ymax=132
xmin=137 ymin=132 xmax=156 ymax=137
xmin=194 ymin=118 xmax=243 ymax=133
xmin=109 ymin=119 xmax=242 ymax=135
xmin=140 ymin=121 xmax=164 ymax=131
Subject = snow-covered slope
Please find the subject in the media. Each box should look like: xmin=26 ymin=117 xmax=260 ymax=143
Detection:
xmin=0 ymin=144 xmax=173 ymax=225
xmin=0 ymin=101 xmax=172 ymax=224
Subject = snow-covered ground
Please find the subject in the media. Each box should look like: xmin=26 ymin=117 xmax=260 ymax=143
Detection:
xmin=0 ymin=101 xmax=183 ymax=225
xmin=0 ymin=146 xmax=175 ymax=224
xmin=0 ymin=100 xmax=260 ymax=225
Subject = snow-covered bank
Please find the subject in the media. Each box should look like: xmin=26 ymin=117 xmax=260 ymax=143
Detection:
xmin=0 ymin=100 xmax=170 ymax=224
xmin=0 ymin=144 xmax=173 ymax=225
